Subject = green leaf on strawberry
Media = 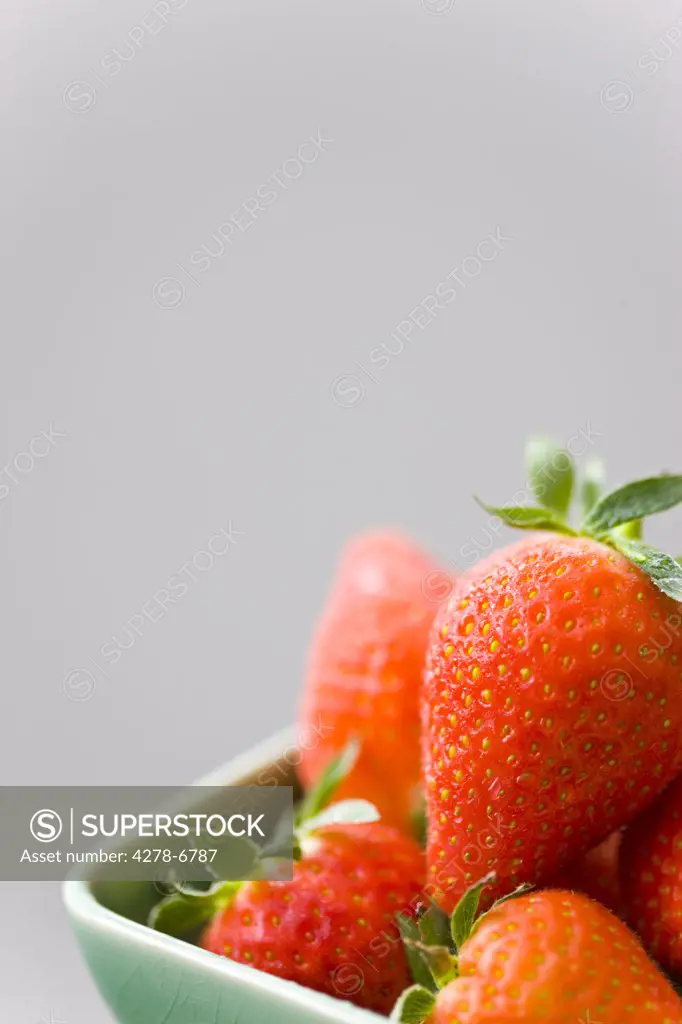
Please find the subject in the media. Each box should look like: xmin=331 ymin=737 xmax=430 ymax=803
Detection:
xmin=609 ymin=537 xmax=682 ymax=602
xmin=400 ymin=940 xmax=458 ymax=989
xmin=450 ymin=872 xmax=494 ymax=952
xmin=393 ymin=876 xmax=530 ymax=1022
xmin=524 ymin=436 xmax=575 ymax=517
xmin=580 ymin=455 xmax=605 ymax=517
xmin=478 ymin=439 xmax=682 ymax=601
xmin=301 ymin=798 xmax=380 ymax=833
xmin=397 ymin=914 xmax=440 ymax=993
xmin=390 ymin=985 xmax=437 ymax=1023
xmin=582 ymin=474 xmax=682 ymax=534
xmin=295 ymin=738 xmax=361 ymax=826
xmin=395 ymin=899 xmax=456 ymax=998
xmin=417 ymin=900 xmax=452 ymax=949
xmin=293 ymin=740 xmax=380 ymax=849
xmin=474 ymin=499 xmax=578 ymax=535
xmin=149 ymin=881 xmax=240 ymax=935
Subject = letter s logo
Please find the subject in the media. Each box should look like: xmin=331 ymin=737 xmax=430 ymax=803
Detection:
xmin=30 ymin=809 xmax=63 ymax=843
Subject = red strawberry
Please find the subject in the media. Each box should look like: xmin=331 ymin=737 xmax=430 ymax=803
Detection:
xmin=621 ymin=774 xmax=682 ymax=977
xmin=423 ymin=441 xmax=682 ymax=912
xmin=394 ymin=883 xmax=682 ymax=1023
xmin=149 ymin=746 xmax=425 ymax=1015
xmin=200 ymin=821 xmax=424 ymax=1014
xmin=298 ymin=529 xmax=446 ymax=832
xmin=550 ymin=830 xmax=624 ymax=917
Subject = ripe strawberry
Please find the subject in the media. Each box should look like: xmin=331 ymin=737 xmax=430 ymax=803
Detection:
xmin=423 ymin=440 xmax=682 ymax=911
xmin=298 ymin=529 xmax=445 ymax=832
xmin=200 ymin=821 xmax=424 ymax=1014
xmin=394 ymin=882 xmax=682 ymax=1023
xmin=551 ymin=830 xmax=624 ymax=917
xmin=149 ymin=746 xmax=425 ymax=1015
xmin=621 ymin=774 xmax=682 ymax=977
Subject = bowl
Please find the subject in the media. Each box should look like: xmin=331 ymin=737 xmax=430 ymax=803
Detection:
xmin=63 ymin=726 xmax=386 ymax=1024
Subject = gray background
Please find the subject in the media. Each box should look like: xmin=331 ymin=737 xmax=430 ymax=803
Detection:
xmin=3 ymin=0 xmax=682 ymax=1019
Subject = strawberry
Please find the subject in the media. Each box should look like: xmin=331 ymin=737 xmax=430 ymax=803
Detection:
xmin=298 ymin=529 xmax=445 ymax=832
xmin=621 ymin=774 xmax=682 ymax=977
xmin=199 ymin=821 xmax=424 ymax=1014
xmin=423 ymin=439 xmax=682 ymax=912
xmin=149 ymin=746 xmax=425 ymax=1015
xmin=393 ymin=880 xmax=682 ymax=1023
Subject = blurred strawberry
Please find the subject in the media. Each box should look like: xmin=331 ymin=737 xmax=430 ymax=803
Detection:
xmin=621 ymin=774 xmax=682 ymax=977
xmin=298 ymin=530 xmax=446 ymax=832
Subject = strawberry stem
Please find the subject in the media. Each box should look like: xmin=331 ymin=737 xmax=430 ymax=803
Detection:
xmin=614 ymin=519 xmax=643 ymax=542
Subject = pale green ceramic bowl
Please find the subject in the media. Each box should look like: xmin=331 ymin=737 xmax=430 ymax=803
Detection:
xmin=63 ymin=727 xmax=386 ymax=1024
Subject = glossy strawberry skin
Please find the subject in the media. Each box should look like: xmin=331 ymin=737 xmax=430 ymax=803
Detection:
xmin=201 ymin=823 xmax=425 ymax=1015
xmin=423 ymin=534 xmax=682 ymax=912
xmin=299 ymin=530 xmax=444 ymax=832
xmin=432 ymin=890 xmax=682 ymax=1023
xmin=621 ymin=775 xmax=682 ymax=976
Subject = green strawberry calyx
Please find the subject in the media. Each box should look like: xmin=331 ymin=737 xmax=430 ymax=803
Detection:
xmin=391 ymin=875 xmax=531 ymax=1023
xmin=294 ymin=738 xmax=380 ymax=842
xmin=476 ymin=436 xmax=682 ymax=601
xmin=148 ymin=740 xmax=379 ymax=936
